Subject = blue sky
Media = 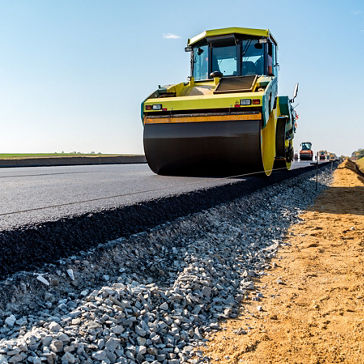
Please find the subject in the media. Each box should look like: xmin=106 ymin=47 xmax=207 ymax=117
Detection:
xmin=0 ymin=0 xmax=363 ymax=156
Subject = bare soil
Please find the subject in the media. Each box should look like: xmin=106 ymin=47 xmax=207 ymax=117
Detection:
xmin=202 ymin=160 xmax=364 ymax=363
xmin=356 ymin=157 xmax=364 ymax=174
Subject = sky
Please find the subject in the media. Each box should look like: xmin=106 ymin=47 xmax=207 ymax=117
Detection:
xmin=0 ymin=0 xmax=363 ymax=156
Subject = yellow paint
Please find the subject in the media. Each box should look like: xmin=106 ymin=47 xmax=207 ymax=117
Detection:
xmin=285 ymin=139 xmax=293 ymax=170
xmin=145 ymin=93 xmax=263 ymax=112
xmin=261 ymin=109 xmax=277 ymax=176
xmin=144 ymin=113 xmax=262 ymax=125
xmin=274 ymin=96 xmax=292 ymax=171
xmin=188 ymin=27 xmax=275 ymax=46
xmin=276 ymin=96 xmax=281 ymax=116
xmin=145 ymin=76 xmax=270 ymax=107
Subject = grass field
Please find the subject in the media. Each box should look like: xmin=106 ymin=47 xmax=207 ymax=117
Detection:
xmin=0 ymin=153 xmax=127 ymax=160
xmin=356 ymin=157 xmax=364 ymax=174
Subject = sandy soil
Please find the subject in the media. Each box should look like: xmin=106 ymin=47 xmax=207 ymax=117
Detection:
xmin=202 ymin=160 xmax=364 ymax=363
xmin=356 ymin=157 xmax=364 ymax=174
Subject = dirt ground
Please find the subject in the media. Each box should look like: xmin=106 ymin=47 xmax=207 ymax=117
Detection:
xmin=202 ymin=161 xmax=364 ymax=363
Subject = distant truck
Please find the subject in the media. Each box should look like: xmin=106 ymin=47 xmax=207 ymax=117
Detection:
xmin=300 ymin=142 xmax=313 ymax=161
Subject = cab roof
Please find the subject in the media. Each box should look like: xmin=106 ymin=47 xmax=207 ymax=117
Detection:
xmin=188 ymin=27 xmax=277 ymax=46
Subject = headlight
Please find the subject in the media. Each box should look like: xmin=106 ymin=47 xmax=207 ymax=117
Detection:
xmin=240 ymin=99 xmax=251 ymax=106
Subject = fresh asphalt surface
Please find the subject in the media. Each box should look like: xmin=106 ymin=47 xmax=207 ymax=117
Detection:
xmin=1 ymin=161 xmax=316 ymax=231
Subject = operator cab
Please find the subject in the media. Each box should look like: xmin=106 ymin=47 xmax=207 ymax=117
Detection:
xmin=189 ymin=33 xmax=278 ymax=81
xmin=301 ymin=142 xmax=312 ymax=151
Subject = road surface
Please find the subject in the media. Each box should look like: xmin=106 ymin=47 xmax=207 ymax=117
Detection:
xmin=0 ymin=161 xmax=318 ymax=230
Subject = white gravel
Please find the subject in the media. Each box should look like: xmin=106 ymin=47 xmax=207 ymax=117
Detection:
xmin=0 ymin=168 xmax=332 ymax=363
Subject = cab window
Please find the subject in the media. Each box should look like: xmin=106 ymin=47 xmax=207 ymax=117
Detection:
xmin=193 ymin=45 xmax=208 ymax=80
xmin=211 ymin=45 xmax=237 ymax=76
xmin=272 ymin=42 xmax=278 ymax=76
xmin=241 ymin=40 xmax=264 ymax=76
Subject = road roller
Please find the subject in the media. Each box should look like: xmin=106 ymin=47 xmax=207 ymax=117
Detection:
xmin=299 ymin=142 xmax=313 ymax=161
xmin=142 ymin=27 xmax=298 ymax=176
xmin=319 ymin=150 xmax=327 ymax=161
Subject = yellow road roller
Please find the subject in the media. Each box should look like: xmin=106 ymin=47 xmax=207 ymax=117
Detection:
xmin=142 ymin=27 xmax=298 ymax=176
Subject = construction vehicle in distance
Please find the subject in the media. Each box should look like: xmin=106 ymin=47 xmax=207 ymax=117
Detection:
xmin=319 ymin=150 xmax=327 ymax=161
xmin=142 ymin=27 xmax=298 ymax=176
xmin=329 ymin=153 xmax=337 ymax=161
xmin=300 ymin=142 xmax=313 ymax=161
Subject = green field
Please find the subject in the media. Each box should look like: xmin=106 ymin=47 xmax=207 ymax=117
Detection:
xmin=356 ymin=157 xmax=364 ymax=174
xmin=0 ymin=153 xmax=122 ymax=160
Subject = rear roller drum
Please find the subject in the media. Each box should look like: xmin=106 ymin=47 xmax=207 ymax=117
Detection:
xmin=273 ymin=117 xmax=293 ymax=171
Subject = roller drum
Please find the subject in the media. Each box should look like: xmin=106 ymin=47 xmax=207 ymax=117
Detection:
xmin=143 ymin=120 xmax=263 ymax=176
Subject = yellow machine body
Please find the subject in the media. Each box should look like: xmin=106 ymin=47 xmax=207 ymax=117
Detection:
xmin=142 ymin=27 xmax=297 ymax=176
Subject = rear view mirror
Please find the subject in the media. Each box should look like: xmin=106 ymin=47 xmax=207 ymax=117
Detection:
xmin=293 ymin=83 xmax=299 ymax=99
xmin=197 ymin=47 xmax=204 ymax=55
xmin=291 ymin=83 xmax=299 ymax=102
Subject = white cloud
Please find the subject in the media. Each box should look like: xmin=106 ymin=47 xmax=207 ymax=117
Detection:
xmin=163 ymin=33 xmax=181 ymax=39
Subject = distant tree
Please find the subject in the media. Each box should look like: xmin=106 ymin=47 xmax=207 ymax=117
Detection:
xmin=352 ymin=148 xmax=364 ymax=159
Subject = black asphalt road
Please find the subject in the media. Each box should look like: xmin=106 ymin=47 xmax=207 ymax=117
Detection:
xmin=0 ymin=161 xmax=316 ymax=231
xmin=0 ymin=160 xmax=332 ymax=277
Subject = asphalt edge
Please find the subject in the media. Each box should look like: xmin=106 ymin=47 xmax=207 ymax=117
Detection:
xmin=0 ymin=155 xmax=146 ymax=168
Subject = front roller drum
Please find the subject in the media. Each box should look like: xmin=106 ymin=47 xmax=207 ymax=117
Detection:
xmin=143 ymin=119 xmax=264 ymax=176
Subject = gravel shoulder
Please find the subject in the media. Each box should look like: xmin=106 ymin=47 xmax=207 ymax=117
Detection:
xmin=202 ymin=160 xmax=364 ymax=363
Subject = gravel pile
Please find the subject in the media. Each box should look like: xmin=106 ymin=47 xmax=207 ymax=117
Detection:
xmin=0 ymin=168 xmax=332 ymax=363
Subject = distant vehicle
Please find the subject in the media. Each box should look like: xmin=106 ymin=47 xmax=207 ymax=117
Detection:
xmin=318 ymin=150 xmax=327 ymax=161
xmin=329 ymin=153 xmax=337 ymax=161
xmin=300 ymin=142 xmax=313 ymax=161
